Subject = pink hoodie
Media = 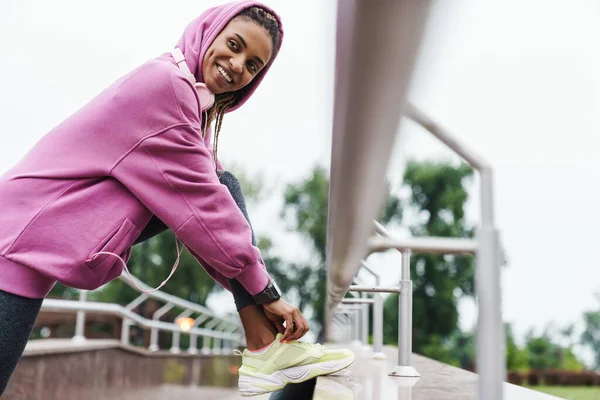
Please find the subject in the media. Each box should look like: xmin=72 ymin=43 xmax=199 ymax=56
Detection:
xmin=0 ymin=0 xmax=283 ymax=299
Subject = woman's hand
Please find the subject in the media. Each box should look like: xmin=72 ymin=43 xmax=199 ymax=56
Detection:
xmin=262 ymin=299 xmax=309 ymax=342
xmin=263 ymin=309 xmax=285 ymax=335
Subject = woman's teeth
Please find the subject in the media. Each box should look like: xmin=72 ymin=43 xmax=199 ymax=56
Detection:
xmin=217 ymin=65 xmax=232 ymax=83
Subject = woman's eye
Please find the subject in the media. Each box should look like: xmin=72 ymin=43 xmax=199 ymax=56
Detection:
xmin=248 ymin=63 xmax=258 ymax=73
xmin=228 ymin=40 xmax=239 ymax=51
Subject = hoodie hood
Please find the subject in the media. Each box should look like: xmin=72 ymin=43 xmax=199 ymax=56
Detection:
xmin=175 ymin=0 xmax=284 ymax=113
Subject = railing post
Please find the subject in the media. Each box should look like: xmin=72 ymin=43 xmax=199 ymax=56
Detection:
xmin=189 ymin=334 xmax=199 ymax=354
xmin=335 ymin=313 xmax=349 ymax=343
xmin=201 ymin=336 xmax=211 ymax=355
xmin=352 ymin=311 xmax=361 ymax=346
xmin=121 ymin=319 xmax=131 ymax=345
xmin=359 ymin=259 xmax=386 ymax=359
xmin=72 ymin=290 xmax=87 ymax=344
xmin=477 ymin=167 xmax=504 ymax=400
xmin=123 ymin=294 xmax=148 ymax=347
xmin=221 ymin=326 xmax=238 ymax=354
xmin=361 ymin=293 xmax=369 ymax=348
xmin=342 ymin=313 xmax=352 ymax=343
xmin=213 ymin=337 xmax=222 ymax=354
xmin=188 ymin=315 xmax=210 ymax=354
xmin=171 ymin=331 xmax=182 ymax=354
xmin=171 ymin=310 xmax=193 ymax=354
xmin=372 ymin=292 xmax=385 ymax=359
xmin=389 ymin=251 xmax=419 ymax=377
xmin=201 ymin=318 xmax=222 ymax=354
xmin=149 ymin=302 xmax=174 ymax=352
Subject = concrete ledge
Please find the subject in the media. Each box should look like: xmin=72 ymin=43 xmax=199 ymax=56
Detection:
xmin=23 ymin=338 xmax=232 ymax=358
xmin=5 ymin=339 xmax=240 ymax=400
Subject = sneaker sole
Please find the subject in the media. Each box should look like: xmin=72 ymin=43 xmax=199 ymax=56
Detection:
xmin=238 ymin=354 xmax=355 ymax=396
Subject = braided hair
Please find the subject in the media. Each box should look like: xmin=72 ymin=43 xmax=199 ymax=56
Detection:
xmin=205 ymin=6 xmax=281 ymax=171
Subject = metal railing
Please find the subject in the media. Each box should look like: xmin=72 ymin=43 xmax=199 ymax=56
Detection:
xmin=327 ymin=104 xmax=504 ymax=395
xmin=326 ymin=1 xmax=505 ymax=398
xmin=338 ymin=262 xmax=385 ymax=359
xmin=40 ymin=271 xmax=244 ymax=354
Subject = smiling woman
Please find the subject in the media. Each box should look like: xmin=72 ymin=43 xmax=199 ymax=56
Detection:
xmin=0 ymin=1 xmax=353 ymax=398
xmin=202 ymin=6 xmax=283 ymax=171
xmin=202 ymin=16 xmax=273 ymax=94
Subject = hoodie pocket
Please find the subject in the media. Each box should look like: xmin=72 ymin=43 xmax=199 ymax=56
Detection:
xmin=85 ymin=218 xmax=136 ymax=270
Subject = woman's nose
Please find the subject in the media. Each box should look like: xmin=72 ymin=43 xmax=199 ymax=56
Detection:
xmin=230 ymin=57 xmax=244 ymax=74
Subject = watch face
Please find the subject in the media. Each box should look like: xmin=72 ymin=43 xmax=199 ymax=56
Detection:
xmin=252 ymin=281 xmax=281 ymax=304
xmin=270 ymin=287 xmax=281 ymax=300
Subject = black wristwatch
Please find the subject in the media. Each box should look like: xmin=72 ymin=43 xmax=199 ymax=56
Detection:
xmin=252 ymin=281 xmax=281 ymax=305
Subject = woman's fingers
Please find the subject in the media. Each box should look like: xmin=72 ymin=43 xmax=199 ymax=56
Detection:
xmin=262 ymin=299 xmax=310 ymax=342
xmin=280 ymin=313 xmax=295 ymax=342
xmin=290 ymin=309 xmax=309 ymax=340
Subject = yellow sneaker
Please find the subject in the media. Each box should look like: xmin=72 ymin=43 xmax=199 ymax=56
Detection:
xmin=234 ymin=333 xmax=355 ymax=396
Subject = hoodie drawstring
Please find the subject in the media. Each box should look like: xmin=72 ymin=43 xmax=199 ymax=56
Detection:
xmin=91 ymin=237 xmax=184 ymax=293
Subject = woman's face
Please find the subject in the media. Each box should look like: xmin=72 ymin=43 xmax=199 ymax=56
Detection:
xmin=202 ymin=17 xmax=273 ymax=95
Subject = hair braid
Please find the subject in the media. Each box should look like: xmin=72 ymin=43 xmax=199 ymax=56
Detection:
xmin=205 ymin=92 xmax=236 ymax=172
xmin=204 ymin=6 xmax=281 ymax=173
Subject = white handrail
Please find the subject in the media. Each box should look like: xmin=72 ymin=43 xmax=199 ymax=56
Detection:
xmin=41 ymin=299 xmax=241 ymax=341
xmin=326 ymin=0 xmax=504 ymax=393
xmin=119 ymin=272 xmax=239 ymax=326
xmin=325 ymin=0 xmax=433 ymax=313
xmin=368 ymin=235 xmax=478 ymax=255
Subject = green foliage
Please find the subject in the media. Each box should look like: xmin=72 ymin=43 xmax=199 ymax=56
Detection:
xmin=581 ymin=294 xmax=600 ymax=369
xmin=419 ymin=335 xmax=461 ymax=367
xmin=506 ymin=324 xmax=529 ymax=372
xmin=418 ymin=323 xmax=585 ymax=373
xmin=525 ymin=326 xmax=586 ymax=372
xmin=384 ymin=160 xmax=475 ymax=355
xmin=526 ymin=386 xmax=600 ymax=400
xmin=48 ymin=283 xmax=79 ymax=299
xmin=446 ymin=328 xmax=476 ymax=370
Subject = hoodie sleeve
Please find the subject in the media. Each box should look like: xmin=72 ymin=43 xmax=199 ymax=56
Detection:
xmin=111 ymin=123 xmax=271 ymax=296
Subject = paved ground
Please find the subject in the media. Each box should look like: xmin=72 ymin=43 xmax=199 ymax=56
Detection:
xmin=24 ymin=340 xmax=564 ymax=399
xmin=151 ymin=343 xmax=564 ymax=400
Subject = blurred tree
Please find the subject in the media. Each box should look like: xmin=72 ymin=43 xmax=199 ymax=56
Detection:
xmin=581 ymin=294 xmax=600 ymax=369
xmin=383 ymin=160 xmax=475 ymax=356
xmin=505 ymin=324 xmax=529 ymax=372
xmin=525 ymin=327 xmax=586 ymax=371
xmin=446 ymin=328 xmax=475 ymax=370
xmin=48 ymin=283 xmax=79 ymax=299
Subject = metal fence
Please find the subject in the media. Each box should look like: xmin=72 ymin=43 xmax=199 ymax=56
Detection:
xmin=40 ymin=271 xmax=243 ymax=354
xmin=325 ymin=1 xmax=505 ymax=399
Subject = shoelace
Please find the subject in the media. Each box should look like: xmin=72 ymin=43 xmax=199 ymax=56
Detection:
xmin=91 ymin=236 xmax=184 ymax=293
xmin=232 ymin=341 xmax=325 ymax=357
xmin=295 ymin=341 xmax=324 ymax=350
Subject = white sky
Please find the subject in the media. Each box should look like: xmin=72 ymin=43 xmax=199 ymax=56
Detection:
xmin=1 ymin=0 xmax=599 ymax=363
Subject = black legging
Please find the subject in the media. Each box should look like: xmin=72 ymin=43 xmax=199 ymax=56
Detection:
xmin=0 ymin=290 xmax=43 ymax=395
xmin=0 ymin=171 xmax=258 ymax=396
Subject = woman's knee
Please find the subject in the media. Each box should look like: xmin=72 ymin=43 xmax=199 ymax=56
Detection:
xmin=219 ymin=171 xmax=242 ymax=193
